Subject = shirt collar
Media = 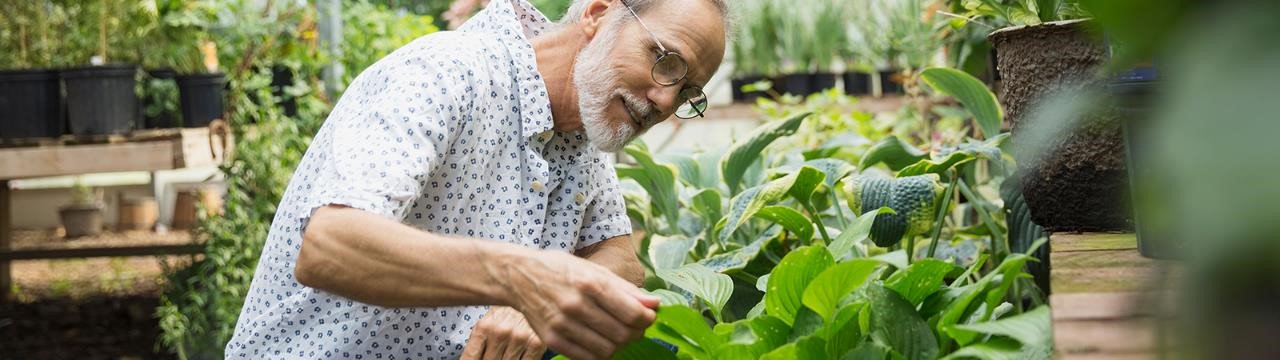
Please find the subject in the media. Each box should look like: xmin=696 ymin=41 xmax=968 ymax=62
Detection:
xmin=458 ymin=0 xmax=555 ymax=140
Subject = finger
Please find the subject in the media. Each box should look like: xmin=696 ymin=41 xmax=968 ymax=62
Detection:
xmin=619 ymin=282 xmax=662 ymax=309
xmin=548 ymin=316 xmax=616 ymax=360
xmin=581 ymin=296 xmax=639 ymax=345
xmin=520 ymin=333 xmax=546 ymax=360
xmin=482 ymin=336 xmax=508 ymax=360
xmin=542 ymin=331 xmax=596 ymax=360
xmin=462 ymin=331 xmax=486 ymax=360
xmin=591 ymin=279 xmax=657 ymax=331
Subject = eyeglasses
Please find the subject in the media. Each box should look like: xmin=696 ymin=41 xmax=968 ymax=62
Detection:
xmin=620 ymin=0 xmax=708 ymax=119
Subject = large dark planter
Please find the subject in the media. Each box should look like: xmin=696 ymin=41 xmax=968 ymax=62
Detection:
xmin=730 ymin=74 xmax=765 ymax=103
xmin=842 ymin=71 xmax=871 ymax=95
xmin=991 ymin=19 xmax=1132 ymax=232
xmin=62 ymin=65 xmax=138 ymax=136
xmin=175 ymin=73 xmax=227 ymax=128
xmin=810 ymin=72 xmax=838 ymax=93
xmin=1113 ymin=79 xmax=1172 ymax=258
xmin=878 ymin=69 xmax=905 ymax=94
xmin=143 ymin=68 xmax=180 ymax=129
xmin=271 ymin=65 xmax=298 ymax=117
xmin=776 ymin=73 xmax=812 ymax=97
xmin=0 ymin=69 xmax=63 ymax=140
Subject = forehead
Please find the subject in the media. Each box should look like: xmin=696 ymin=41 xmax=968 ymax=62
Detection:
xmin=632 ymin=1 xmax=727 ymax=83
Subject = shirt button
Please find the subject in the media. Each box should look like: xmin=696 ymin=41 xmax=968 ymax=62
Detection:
xmin=574 ymin=192 xmax=586 ymax=205
xmin=531 ymin=180 xmax=544 ymax=192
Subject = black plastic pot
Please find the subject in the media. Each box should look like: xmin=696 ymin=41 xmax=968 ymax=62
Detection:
xmin=810 ymin=72 xmax=838 ymax=93
xmin=878 ymin=69 xmax=905 ymax=94
xmin=271 ymin=65 xmax=298 ymax=117
xmin=62 ymin=65 xmax=138 ymax=136
xmin=176 ymin=73 xmax=227 ymax=128
xmin=776 ymin=73 xmax=812 ymax=97
xmin=730 ymin=75 xmax=758 ymax=102
xmin=842 ymin=72 xmax=871 ymax=95
xmin=1114 ymin=79 xmax=1171 ymax=259
xmin=0 ymin=69 xmax=63 ymax=140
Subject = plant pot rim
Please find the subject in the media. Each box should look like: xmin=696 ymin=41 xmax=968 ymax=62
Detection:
xmin=0 ymin=68 xmax=60 ymax=81
xmin=988 ymin=18 xmax=1093 ymax=39
xmin=60 ymin=203 xmax=103 ymax=211
xmin=175 ymin=72 xmax=227 ymax=78
xmin=61 ymin=64 xmax=139 ymax=78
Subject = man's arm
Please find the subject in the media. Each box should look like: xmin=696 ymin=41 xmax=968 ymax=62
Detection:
xmin=575 ymin=235 xmax=645 ymax=286
xmin=296 ymin=205 xmax=657 ymax=360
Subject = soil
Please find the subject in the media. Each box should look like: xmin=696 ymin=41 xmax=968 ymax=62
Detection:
xmin=990 ymin=20 xmax=1133 ymax=232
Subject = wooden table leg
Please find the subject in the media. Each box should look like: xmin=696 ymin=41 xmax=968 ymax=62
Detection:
xmin=1 ymin=180 xmax=11 ymax=302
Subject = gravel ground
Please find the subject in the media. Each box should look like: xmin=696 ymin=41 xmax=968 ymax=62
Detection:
xmin=8 ymin=230 xmax=201 ymax=302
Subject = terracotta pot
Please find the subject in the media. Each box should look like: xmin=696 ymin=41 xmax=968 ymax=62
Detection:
xmin=60 ymin=204 xmax=103 ymax=238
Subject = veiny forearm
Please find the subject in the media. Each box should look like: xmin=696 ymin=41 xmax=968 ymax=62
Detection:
xmin=577 ymin=235 xmax=645 ymax=287
xmin=295 ymin=205 xmax=528 ymax=308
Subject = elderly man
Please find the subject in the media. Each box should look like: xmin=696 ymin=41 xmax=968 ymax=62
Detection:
xmin=225 ymin=0 xmax=728 ymax=359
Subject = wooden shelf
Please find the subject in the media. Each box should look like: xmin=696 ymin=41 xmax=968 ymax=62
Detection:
xmin=1050 ymin=233 xmax=1179 ymax=358
xmin=0 ymin=127 xmax=231 ymax=181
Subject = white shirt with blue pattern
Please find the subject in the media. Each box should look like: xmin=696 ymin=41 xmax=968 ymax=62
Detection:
xmin=226 ymin=1 xmax=632 ymax=358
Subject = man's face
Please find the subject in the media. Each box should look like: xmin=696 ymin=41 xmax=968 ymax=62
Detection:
xmin=574 ymin=1 xmax=727 ymax=152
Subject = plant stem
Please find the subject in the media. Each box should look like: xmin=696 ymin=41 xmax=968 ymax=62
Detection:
xmin=806 ymin=204 xmax=833 ymax=246
xmin=927 ymin=172 xmax=959 ymax=258
xmin=831 ymin=190 xmax=849 ymax=229
xmin=958 ymin=180 xmax=1007 ymax=262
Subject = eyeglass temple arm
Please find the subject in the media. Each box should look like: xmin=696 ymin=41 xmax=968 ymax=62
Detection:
xmin=621 ymin=1 xmax=670 ymax=54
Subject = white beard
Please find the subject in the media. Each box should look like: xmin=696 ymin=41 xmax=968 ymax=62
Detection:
xmin=573 ymin=20 xmax=646 ymax=153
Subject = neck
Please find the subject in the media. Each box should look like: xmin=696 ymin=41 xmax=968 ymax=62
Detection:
xmin=532 ymin=27 xmax=586 ymax=132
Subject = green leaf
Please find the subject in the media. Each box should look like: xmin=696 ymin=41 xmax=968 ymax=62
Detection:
xmin=939 ymin=254 xmax=1033 ymax=345
xmin=786 ymin=166 xmax=828 ymax=208
xmin=722 ymin=112 xmax=813 ymax=194
xmin=612 ymin=338 xmax=680 ymax=360
xmin=827 ymin=208 xmax=890 ymax=260
xmin=662 ymin=153 xmax=703 ymax=189
xmin=647 ymin=305 xmax=721 ymax=358
xmin=755 ymin=206 xmax=815 ymax=243
xmin=720 ymin=172 xmax=802 ymax=243
xmin=765 ymin=246 xmax=836 ymax=325
xmin=620 ymin=141 xmax=681 ymax=233
xmin=698 ymin=236 xmax=771 ymax=273
xmin=657 ymin=264 xmax=734 ymax=320
xmin=865 ymin=284 xmax=940 ymax=360
xmin=940 ymin=338 xmax=1025 ymax=360
xmin=944 ymin=306 xmax=1052 ymax=360
xmin=859 ymin=136 xmax=927 ymax=171
xmin=649 ymin=289 xmax=691 ymax=307
xmin=761 ymin=335 xmax=827 ymax=360
xmin=821 ymin=303 xmax=866 ymax=357
xmin=872 ymin=249 xmax=909 ymax=269
xmin=897 ymin=152 xmax=976 ymax=177
xmin=899 ymin=134 xmax=1010 ymax=177
xmin=842 ymin=340 xmax=890 ymax=360
xmin=691 ymin=189 xmax=724 ymax=228
xmin=801 ymin=259 xmax=881 ymax=320
xmin=920 ymin=68 xmax=1003 ymax=140
xmin=801 ymin=158 xmax=857 ymax=189
xmin=717 ymin=315 xmax=791 ymax=359
xmin=885 ymin=259 xmax=956 ymax=305
xmin=650 ymin=235 xmax=696 ymax=271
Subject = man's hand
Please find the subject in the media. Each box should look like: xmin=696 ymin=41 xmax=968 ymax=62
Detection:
xmin=496 ymin=250 xmax=659 ymax=360
xmin=462 ymin=306 xmax=544 ymax=360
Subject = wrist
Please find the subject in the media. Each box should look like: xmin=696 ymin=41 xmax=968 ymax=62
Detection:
xmin=480 ymin=241 xmax=535 ymax=309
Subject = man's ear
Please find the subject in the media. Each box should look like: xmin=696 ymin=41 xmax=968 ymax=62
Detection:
xmin=578 ymin=0 xmax=615 ymax=40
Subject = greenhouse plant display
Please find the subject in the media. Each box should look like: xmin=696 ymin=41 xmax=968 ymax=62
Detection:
xmin=152 ymin=0 xmax=227 ymax=128
xmin=59 ymin=0 xmax=152 ymax=136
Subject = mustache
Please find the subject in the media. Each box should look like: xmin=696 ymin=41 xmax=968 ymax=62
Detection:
xmin=618 ymin=91 xmax=657 ymax=125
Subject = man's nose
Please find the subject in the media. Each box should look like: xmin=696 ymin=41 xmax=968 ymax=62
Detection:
xmin=647 ymin=85 xmax=681 ymax=116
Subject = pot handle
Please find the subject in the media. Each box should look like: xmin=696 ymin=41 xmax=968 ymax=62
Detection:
xmin=207 ymin=119 xmax=230 ymax=163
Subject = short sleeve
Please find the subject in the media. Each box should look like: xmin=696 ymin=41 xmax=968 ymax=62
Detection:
xmin=576 ymin=154 xmax=633 ymax=250
xmin=303 ymin=46 xmax=470 ymax=221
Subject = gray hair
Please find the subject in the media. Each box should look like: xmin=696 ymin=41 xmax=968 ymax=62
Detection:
xmin=559 ymin=0 xmax=734 ymax=41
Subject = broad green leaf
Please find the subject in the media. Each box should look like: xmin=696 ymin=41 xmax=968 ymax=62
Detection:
xmin=761 ymin=335 xmax=827 ymax=360
xmin=943 ymin=306 xmax=1053 ymax=360
xmin=612 ymin=338 xmax=680 ymax=360
xmin=722 ymin=112 xmax=812 ymax=194
xmin=720 ymin=172 xmax=801 ymax=243
xmin=821 ymin=303 xmax=866 ymax=357
xmin=699 ymin=236 xmax=770 ymax=273
xmin=865 ymin=284 xmax=939 ymax=360
xmin=885 ymin=259 xmax=956 ymax=305
xmin=897 ymin=152 xmax=977 ymax=177
xmin=620 ymin=141 xmax=681 ymax=232
xmin=649 ymin=289 xmax=691 ymax=307
xmin=695 ymin=149 xmax=724 ymax=189
xmin=646 ymin=305 xmax=721 ymax=358
xmin=799 ymin=158 xmax=857 ymax=189
xmin=920 ymin=67 xmax=1003 ymax=140
xmin=690 ymin=189 xmax=724 ymax=227
xmin=765 ymin=246 xmax=836 ymax=325
xmin=827 ymin=207 xmax=891 ymax=260
xmin=939 ymin=254 xmax=1033 ymax=345
xmin=872 ymin=249 xmax=909 ymax=269
xmin=717 ymin=315 xmax=791 ymax=359
xmin=842 ymin=340 xmax=890 ymax=360
xmin=661 ymin=153 xmax=703 ymax=189
xmin=756 ymin=273 xmax=771 ymax=292
xmin=801 ymin=259 xmax=881 ymax=320
xmin=940 ymin=338 xmax=1025 ymax=360
xmin=649 ymin=235 xmax=695 ymax=271
xmin=789 ymin=307 xmax=825 ymax=341
xmin=859 ymin=136 xmax=927 ymax=171
xmin=657 ymin=264 xmax=734 ymax=319
xmin=786 ymin=166 xmax=828 ymax=209
xmin=755 ymin=206 xmax=815 ymax=243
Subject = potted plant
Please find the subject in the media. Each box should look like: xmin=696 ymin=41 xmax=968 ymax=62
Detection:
xmin=774 ymin=0 xmax=814 ymax=97
xmin=729 ymin=0 xmax=780 ymax=103
xmin=60 ymin=180 xmax=104 ymax=238
xmin=967 ymin=1 xmax=1134 ymax=232
xmin=0 ymin=1 xmax=63 ymax=140
xmin=808 ymin=0 xmax=845 ymax=94
xmin=156 ymin=0 xmax=226 ymax=128
xmin=59 ymin=0 xmax=149 ymax=137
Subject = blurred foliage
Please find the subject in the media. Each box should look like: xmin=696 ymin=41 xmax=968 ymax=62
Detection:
xmin=339 ymin=0 xmax=438 ymax=91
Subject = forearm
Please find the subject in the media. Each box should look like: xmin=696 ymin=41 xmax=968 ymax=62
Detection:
xmin=295 ymin=205 xmax=528 ymax=308
xmin=577 ymin=235 xmax=645 ymax=286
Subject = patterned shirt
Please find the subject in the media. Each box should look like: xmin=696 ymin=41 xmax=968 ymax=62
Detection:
xmin=225 ymin=1 xmax=632 ymax=358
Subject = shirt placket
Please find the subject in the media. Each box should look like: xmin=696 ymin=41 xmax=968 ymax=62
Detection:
xmin=520 ymin=130 xmax=554 ymax=246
